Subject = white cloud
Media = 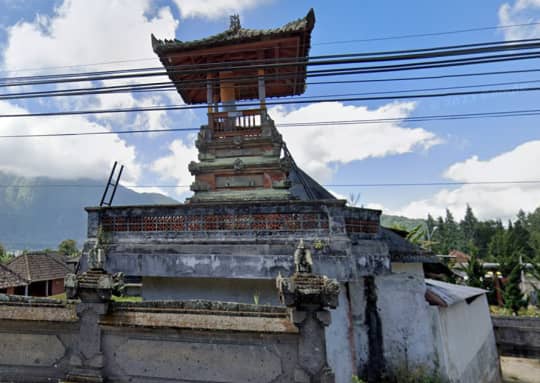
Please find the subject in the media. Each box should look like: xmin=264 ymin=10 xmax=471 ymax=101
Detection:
xmin=3 ymin=0 xmax=177 ymax=72
xmin=390 ymin=140 xmax=540 ymax=220
xmin=499 ymin=0 xmax=540 ymax=40
xmin=0 ymin=1 xmax=185 ymax=184
xmin=150 ymin=137 xmax=198 ymax=195
xmin=172 ymin=0 xmax=269 ymax=19
xmin=271 ymin=102 xmax=441 ymax=182
xmin=0 ymin=100 xmax=141 ymax=181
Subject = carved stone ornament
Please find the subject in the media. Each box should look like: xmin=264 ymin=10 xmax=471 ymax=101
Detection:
xmin=87 ymin=244 xmax=105 ymax=270
xmin=294 ymin=239 xmax=313 ymax=274
xmin=233 ymin=158 xmax=245 ymax=172
xmin=276 ymin=240 xmax=340 ymax=311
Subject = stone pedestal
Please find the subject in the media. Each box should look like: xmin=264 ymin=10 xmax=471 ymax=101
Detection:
xmin=63 ymin=302 xmax=108 ymax=383
xmin=277 ymin=242 xmax=340 ymax=383
xmin=63 ymin=257 xmax=123 ymax=383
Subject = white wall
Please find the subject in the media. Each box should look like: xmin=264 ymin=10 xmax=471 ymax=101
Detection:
xmin=326 ymin=284 xmax=355 ymax=383
xmin=433 ymin=295 xmax=502 ymax=383
xmin=375 ymin=263 xmax=438 ymax=376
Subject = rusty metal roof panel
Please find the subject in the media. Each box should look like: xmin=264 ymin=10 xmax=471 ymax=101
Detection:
xmin=425 ymin=278 xmax=486 ymax=307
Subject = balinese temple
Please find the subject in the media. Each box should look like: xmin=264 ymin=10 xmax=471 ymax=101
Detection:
xmin=81 ymin=9 xmax=502 ymax=383
xmin=151 ymin=9 xmax=326 ymax=202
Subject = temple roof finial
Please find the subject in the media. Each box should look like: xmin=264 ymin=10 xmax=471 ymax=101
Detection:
xmin=229 ymin=14 xmax=241 ymax=32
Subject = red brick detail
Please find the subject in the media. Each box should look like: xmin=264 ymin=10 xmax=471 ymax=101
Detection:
xmin=51 ymin=279 xmax=65 ymax=296
xmin=345 ymin=218 xmax=379 ymax=234
xmin=102 ymin=213 xmax=329 ymax=233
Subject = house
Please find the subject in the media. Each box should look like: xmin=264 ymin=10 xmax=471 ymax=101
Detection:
xmin=5 ymin=252 xmax=71 ymax=297
xmin=0 ymin=263 xmax=27 ymax=295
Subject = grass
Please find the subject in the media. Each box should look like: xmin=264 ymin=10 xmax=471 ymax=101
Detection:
xmin=490 ymin=305 xmax=540 ymax=317
xmin=47 ymin=292 xmax=142 ymax=302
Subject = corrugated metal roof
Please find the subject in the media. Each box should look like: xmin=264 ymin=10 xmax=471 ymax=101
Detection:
xmin=425 ymin=278 xmax=486 ymax=307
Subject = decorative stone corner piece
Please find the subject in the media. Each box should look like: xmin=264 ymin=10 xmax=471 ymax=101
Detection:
xmin=277 ymin=240 xmax=339 ymax=383
xmin=65 ymin=243 xmax=124 ymax=303
xmin=277 ymin=240 xmax=340 ymax=311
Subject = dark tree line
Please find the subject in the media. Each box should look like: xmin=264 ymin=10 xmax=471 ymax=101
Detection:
xmin=427 ymin=205 xmax=539 ymax=263
xmin=425 ymin=205 xmax=540 ymax=313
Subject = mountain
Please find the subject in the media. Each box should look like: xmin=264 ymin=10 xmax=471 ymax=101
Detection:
xmin=0 ymin=173 xmax=178 ymax=250
xmin=380 ymin=214 xmax=426 ymax=231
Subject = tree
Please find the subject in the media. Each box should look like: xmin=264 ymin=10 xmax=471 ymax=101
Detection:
xmin=475 ymin=220 xmax=499 ymax=259
xmin=0 ymin=243 xmax=13 ymax=264
xmin=441 ymin=209 xmax=461 ymax=253
xmin=428 ymin=216 xmax=446 ymax=254
xmin=459 ymin=241 xmax=484 ymax=288
xmin=487 ymin=222 xmax=507 ymax=264
xmin=58 ymin=239 xmax=79 ymax=257
xmin=460 ymin=204 xmax=478 ymax=248
xmin=525 ymin=207 xmax=540 ymax=262
xmin=503 ymin=263 xmax=527 ymax=315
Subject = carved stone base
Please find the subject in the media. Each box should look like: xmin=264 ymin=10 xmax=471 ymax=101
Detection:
xmin=62 ymin=368 xmax=104 ymax=383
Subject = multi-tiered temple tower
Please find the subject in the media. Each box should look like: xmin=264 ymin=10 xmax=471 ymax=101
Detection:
xmin=81 ymin=10 xmax=489 ymax=383
xmin=152 ymin=10 xmax=315 ymax=202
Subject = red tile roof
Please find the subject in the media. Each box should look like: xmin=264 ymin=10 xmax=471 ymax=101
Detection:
xmin=6 ymin=252 xmax=71 ymax=283
xmin=0 ymin=263 xmax=27 ymax=289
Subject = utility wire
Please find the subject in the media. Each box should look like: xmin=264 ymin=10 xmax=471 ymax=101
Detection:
xmin=2 ymin=20 xmax=540 ymax=75
xmin=3 ymin=108 xmax=540 ymax=138
xmin=4 ymin=76 xmax=540 ymax=101
xmin=0 ymin=180 xmax=539 ymax=188
xmin=4 ymin=84 xmax=540 ymax=118
xmin=1 ymin=49 xmax=539 ymax=91
xmin=315 ymin=21 xmax=540 ymax=45
xmin=3 ymin=38 xmax=540 ymax=88
xmin=5 ymin=66 xmax=540 ymax=101
xmin=6 ymin=36 xmax=539 ymax=82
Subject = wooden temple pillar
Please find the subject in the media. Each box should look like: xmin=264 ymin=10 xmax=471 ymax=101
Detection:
xmin=206 ymin=73 xmax=215 ymax=113
xmin=219 ymin=71 xmax=236 ymax=112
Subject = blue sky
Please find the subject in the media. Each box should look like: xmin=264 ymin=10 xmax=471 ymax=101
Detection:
xmin=0 ymin=0 xmax=539 ymax=220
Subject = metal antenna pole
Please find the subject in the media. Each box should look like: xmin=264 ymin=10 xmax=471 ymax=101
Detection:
xmin=100 ymin=161 xmax=117 ymax=207
xmin=107 ymin=164 xmax=124 ymax=206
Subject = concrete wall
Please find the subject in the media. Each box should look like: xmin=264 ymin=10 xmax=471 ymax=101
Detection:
xmin=374 ymin=263 xmax=438 ymax=378
xmin=432 ymin=296 xmax=501 ymax=383
xmin=492 ymin=316 xmax=540 ymax=358
xmin=326 ymin=283 xmax=355 ymax=383
xmin=0 ymin=297 xmax=78 ymax=382
xmin=142 ymin=276 xmax=281 ymax=305
xmin=0 ymin=295 xmax=335 ymax=382
xmin=101 ymin=323 xmax=299 ymax=382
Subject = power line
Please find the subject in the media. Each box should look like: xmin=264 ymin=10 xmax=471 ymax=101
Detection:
xmin=5 ymin=75 xmax=540 ymax=102
xmin=3 ymin=38 xmax=540 ymax=89
xmin=5 ymin=66 xmax=540 ymax=101
xmin=2 ymin=20 xmax=540 ymax=75
xmin=4 ymin=84 xmax=540 ymax=118
xmin=315 ymin=21 xmax=540 ymax=45
xmin=0 ymin=180 xmax=538 ymax=189
xmin=3 ymin=108 xmax=540 ymax=138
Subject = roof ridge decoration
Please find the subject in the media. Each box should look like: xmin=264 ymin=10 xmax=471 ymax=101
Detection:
xmin=23 ymin=253 xmax=31 ymax=281
xmin=229 ymin=14 xmax=241 ymax=32
xmin=151 ymin=8 xmax=315 ymax=53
